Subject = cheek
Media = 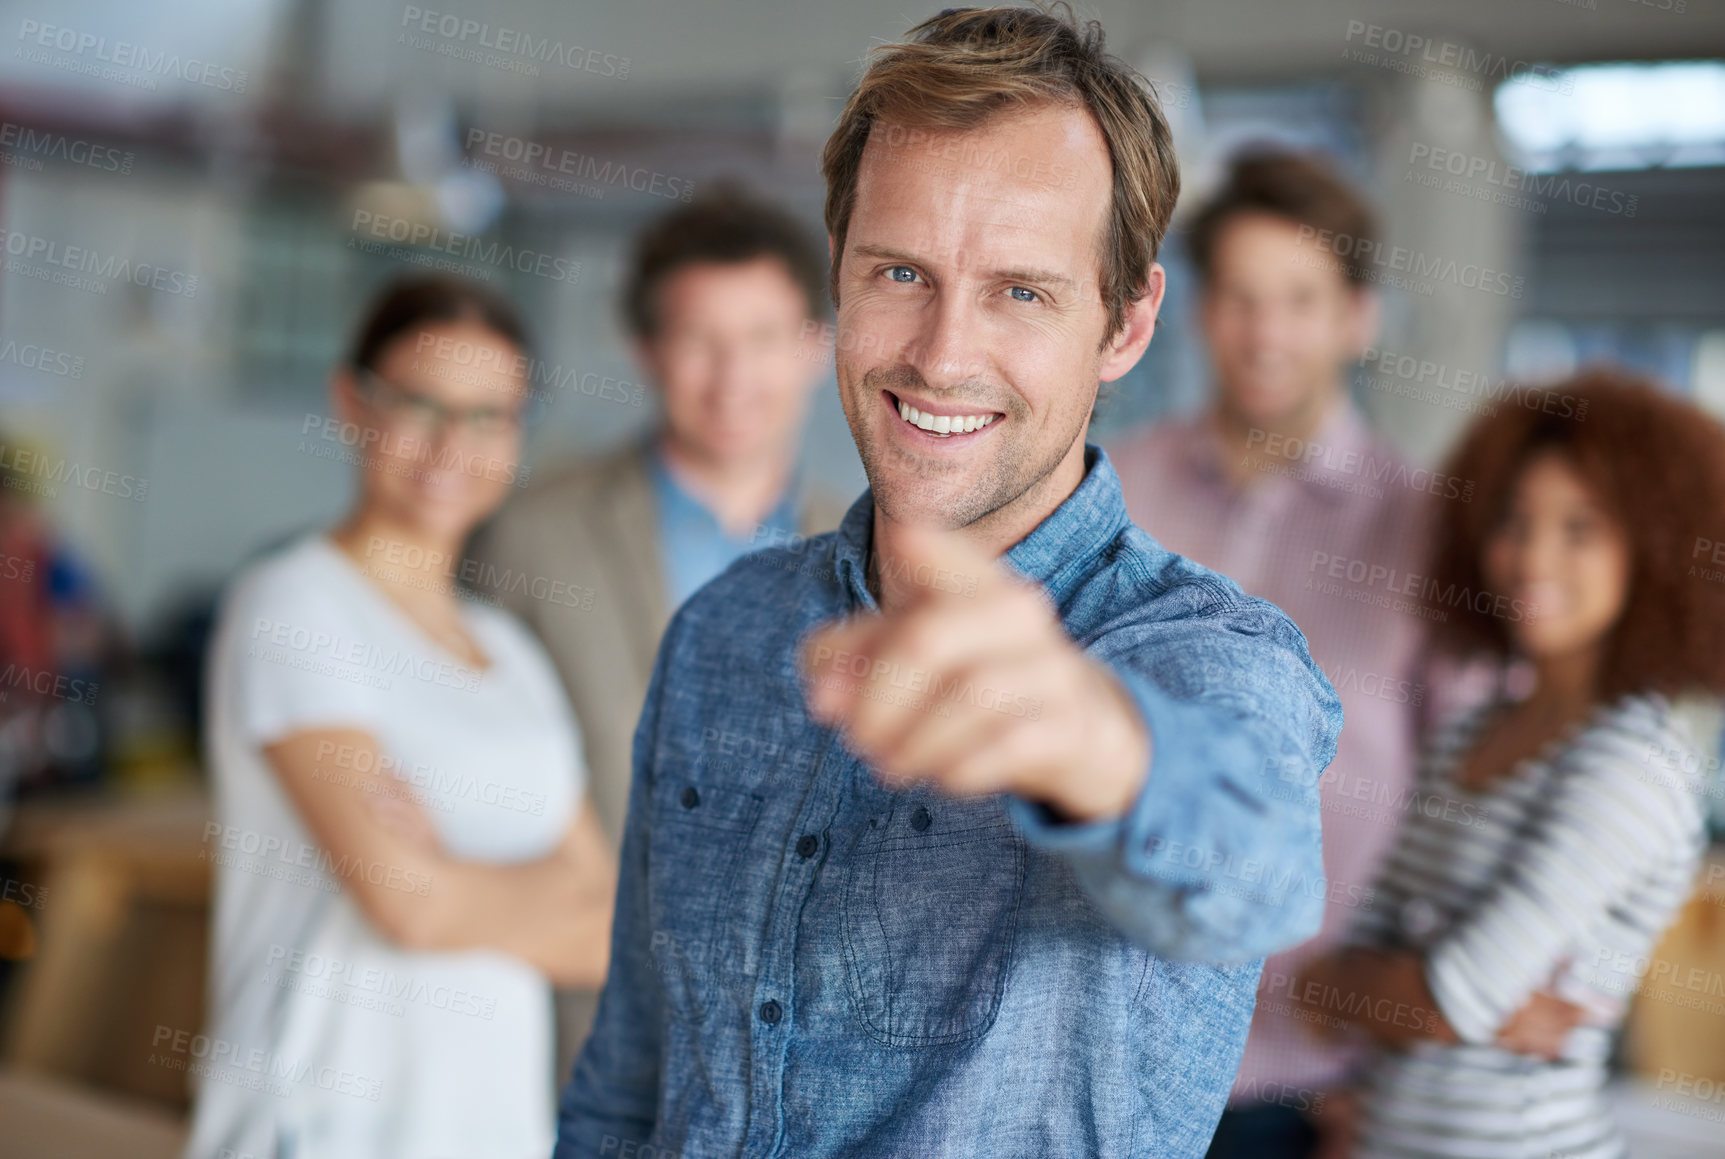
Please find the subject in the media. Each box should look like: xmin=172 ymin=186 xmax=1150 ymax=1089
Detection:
xmin=659 ymin=382 xmax=708 ymax=419
xmin=1578 ymin=546 xmax=1633 ymax=622
xmin=1287 ymin=314 xmax=1340 ymax=364
xmin=752 ymin=359 xmax=808 ymax=401
xmin=837 ymin=307 xmax=910 ymax=373
xmin=471 ymin=473 xmax=514 ymax=510
xmin=1005 ymin=322 xmax=1085 ymax=386
xmin=1481 ymin=538 xmax=1516 ymax=588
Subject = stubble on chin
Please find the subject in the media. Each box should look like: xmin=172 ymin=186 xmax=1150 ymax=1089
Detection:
xmin=845 ymin=362 xmax=1066 ymax=531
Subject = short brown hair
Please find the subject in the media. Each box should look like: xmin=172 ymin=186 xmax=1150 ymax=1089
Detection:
xmin=821 ymin=5 xmax=1179 ymax=341
xmin=623 ymin=181 xmax=828 ymax=339
xmin=1424 ymin=365 xmax=1725 ymax=701
xmin=347 ymin=274 xmax=531 ymax=371
xmin=1185 ymin=149 xmax=1379 ymax=288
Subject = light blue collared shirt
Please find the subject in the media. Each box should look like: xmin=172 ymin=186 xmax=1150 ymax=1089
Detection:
xmin=650 ymin=448 xmax=799 ymax=610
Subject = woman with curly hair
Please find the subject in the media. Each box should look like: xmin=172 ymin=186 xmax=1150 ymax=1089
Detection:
xmin=1295 ymin=366 xmax=1725 ymax=1158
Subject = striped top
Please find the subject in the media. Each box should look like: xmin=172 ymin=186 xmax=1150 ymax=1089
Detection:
xmin=1346 ymin=692 xmax=1709 ymax=1158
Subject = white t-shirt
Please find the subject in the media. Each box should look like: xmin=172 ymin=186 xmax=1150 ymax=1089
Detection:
xmin=185 ymin=535 xmax=584 ymax=1159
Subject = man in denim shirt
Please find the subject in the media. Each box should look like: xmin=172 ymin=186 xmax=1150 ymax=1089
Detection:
xmin=557 ymin=9 xmax=1340 ymax=1157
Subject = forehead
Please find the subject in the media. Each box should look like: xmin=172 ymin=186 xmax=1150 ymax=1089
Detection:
xmin=848 ymin=102 xmax=1114 ymax=283
xmin=381 ymin=318 xmax=528 ymax=404
xmin=1209 ymin=212 xmax=1349 ymax=290
xmin=1514 ymin=448 xmax=1596 ymax=501
xmin=656 ymin=256 xmax=809 ymax=329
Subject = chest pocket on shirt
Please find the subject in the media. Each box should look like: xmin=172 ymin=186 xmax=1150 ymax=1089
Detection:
xmin=841 ymin=792 xmax=1027 ymax=1047
xmin=647 ymin=776 xmax=763 ymax=1021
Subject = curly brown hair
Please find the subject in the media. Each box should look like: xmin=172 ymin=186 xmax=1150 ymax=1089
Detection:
xmin=1424 ymin=365 xmax=1725 ymax=700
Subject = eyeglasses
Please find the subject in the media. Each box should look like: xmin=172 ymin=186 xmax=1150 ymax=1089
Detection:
xmin=351 ymin=368 xmax=525 ymax=439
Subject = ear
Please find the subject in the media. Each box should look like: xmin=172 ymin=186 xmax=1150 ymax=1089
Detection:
xmin=1099 ymin=263 xmax=1166 ymax=385
xmin=1344 ymin=286 xmax=1381 ymax=361
xmin=827 ymin=234 xmax=841 ymax=311
xmin=330 ymin=366 xmax=361 ymax=426
xmin=631 ymin=334 xmax=664 ymax=388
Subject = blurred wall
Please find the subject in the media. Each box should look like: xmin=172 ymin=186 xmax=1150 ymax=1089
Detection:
xmin=0 ymin=0 xmax=1720 ymax=634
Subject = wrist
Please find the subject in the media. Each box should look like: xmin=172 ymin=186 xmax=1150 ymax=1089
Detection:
xmin=1037 ymin=664 xmax=1148 ymax=823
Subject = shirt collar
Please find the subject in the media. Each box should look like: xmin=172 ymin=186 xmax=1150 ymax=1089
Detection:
xmin=1182 ymin=398 xmax=1377 ymax=508
xmin=831 ymin=444 xmax=1131 ymax=612
xmin=1282 ymin=400 xmax=1377 ymax=508
xmin=650 ymin=441 xmax=801 ymax=534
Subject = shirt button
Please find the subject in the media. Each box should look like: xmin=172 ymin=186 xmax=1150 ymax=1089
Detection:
xmin=759 ymin=1000 xmax=782 ymax=1024
xmin=796 ymin=834 xmax=819 ymax=859
xmin=910 ymin=805 xmax=932 ymax=832
xmin=680 ymin=786 xmax=700 ymax=809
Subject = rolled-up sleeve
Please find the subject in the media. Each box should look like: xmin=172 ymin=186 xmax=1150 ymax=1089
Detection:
xmin=1007 ymin=579 xmax=1340 ymax=964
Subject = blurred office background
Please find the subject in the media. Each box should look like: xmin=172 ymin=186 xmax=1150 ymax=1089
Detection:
xmin=1 ymin=0 xmax=1724 ymax=1154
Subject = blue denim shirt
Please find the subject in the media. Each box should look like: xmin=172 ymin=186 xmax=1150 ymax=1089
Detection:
xmin=556 ymin=446 xmax=1340 ymax=1159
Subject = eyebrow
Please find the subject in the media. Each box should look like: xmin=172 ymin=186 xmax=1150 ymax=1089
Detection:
xmin=850 ymin=243 xmax=1079 ymax=293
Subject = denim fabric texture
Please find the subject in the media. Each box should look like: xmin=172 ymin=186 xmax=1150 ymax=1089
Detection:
xmin=556 ymin=445 xmax=1341 ymax=1159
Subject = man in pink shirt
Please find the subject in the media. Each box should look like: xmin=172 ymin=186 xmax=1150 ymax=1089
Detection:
xmin=1108 ymin=151 xmax=1430 ymax=1158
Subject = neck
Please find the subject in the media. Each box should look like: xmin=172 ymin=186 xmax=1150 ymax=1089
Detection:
xmin=658 ymin=434 xmax=796 ymax=536
xmin=329 ymin=506 xmax=465 ymax=605
xmin=1214 ymin=384 xmax=1342 ymax=486
xmin=869 ymin=434 xmax=1088 ymax=612
xmin=1523 ymin=644 xmax=1605 ymax=721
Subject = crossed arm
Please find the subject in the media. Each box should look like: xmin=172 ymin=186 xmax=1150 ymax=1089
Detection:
xmin=1293 ymin=715 xmax=1697 ymax=1058
xmin=1293 ymin=947 xmax=1589 ymax=1058
xmin=265 ymin=727 xmax=616 ymax=987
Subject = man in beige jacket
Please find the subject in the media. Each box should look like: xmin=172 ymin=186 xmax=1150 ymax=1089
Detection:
xmin=471 ymin=188 xmax=848 ymax=1067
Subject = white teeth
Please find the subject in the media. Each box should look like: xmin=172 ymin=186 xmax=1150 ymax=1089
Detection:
xmin=896 ymin=398 xmax=998 ymax=437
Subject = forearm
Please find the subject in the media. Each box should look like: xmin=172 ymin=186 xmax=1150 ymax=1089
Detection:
xmin=412 ymin=852 xmax=614 ymax=984
xmin=411 ymin=803 xmax=618 ymax=984
xmin=1302 ymin=950 xmax=1458 ymax=1048
xmin=267 ymin=730 xmax=616 ymax=983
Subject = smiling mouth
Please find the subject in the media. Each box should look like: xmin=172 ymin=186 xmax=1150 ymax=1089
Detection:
xmin=885 ymin=390 xmax=1002 ymax=438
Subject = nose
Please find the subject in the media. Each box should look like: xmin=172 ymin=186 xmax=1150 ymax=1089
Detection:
xmin=426 ymin=410 xmax=462 ymax=450
xmin=902 ymin=286 xmax=987 ymax=392
xmin=1236 ymin=299 xmax=1287 ymax=355
xmin=700 ymin=338 xmax=762 ymax=421
xmin=1499 ymin=519 xmax=1570 ymax=592
xmin=419 ymin=409 xmax=475 ymax=474
xmin=711 ymin=338 xmax=751 ymax=392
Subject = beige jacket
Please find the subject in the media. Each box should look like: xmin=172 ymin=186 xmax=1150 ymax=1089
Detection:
xmin=469 ymin=440 xmax=851 ymax=847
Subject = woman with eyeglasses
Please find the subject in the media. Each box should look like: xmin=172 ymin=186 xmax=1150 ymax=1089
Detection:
xmin=186 ymin=275 xmax=614 ymax=1159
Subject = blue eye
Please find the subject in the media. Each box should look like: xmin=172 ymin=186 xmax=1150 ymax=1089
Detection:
xmin=1008 ymin=286 xmax=1038 ymax=302
xmin=887 ymin=266 xmax=919 ymax=283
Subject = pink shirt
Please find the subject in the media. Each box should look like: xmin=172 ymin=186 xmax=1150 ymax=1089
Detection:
xmin=1107 ymin=403 xmax=1430 ymax=1102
